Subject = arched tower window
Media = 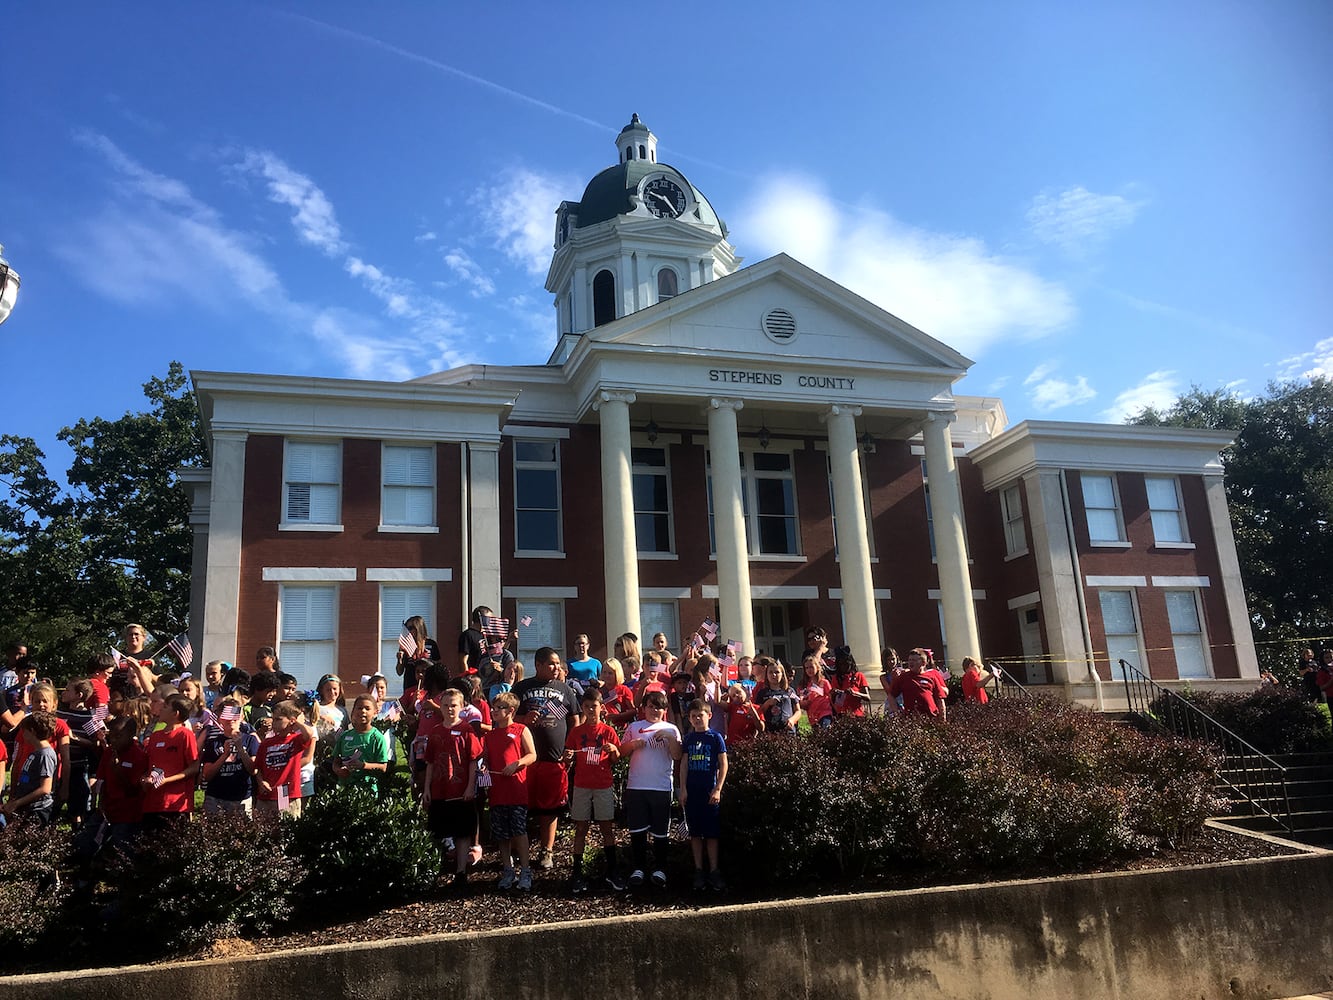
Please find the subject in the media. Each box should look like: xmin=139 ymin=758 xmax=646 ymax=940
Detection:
xmin=593 ymin=269 xmax=617 ymax=327
xmin=639 ymin=144 xmax=647 ymax=159
xmin=657 ymin=268 xmax=678 ymax=301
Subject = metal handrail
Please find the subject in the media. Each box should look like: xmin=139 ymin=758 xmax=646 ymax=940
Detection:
xmin=1117 ymin=658 xmax=1292 ymax=833
xmin=989 ymin=662 xmax=1033 ymax=700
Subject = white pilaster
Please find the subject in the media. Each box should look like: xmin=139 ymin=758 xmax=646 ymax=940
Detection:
xmin=824 ymin=405 xmax=879 ymax=665
xmin=620 ymin=250 xmax=637 ymax=317
xmin=1204 ymin=474 xmax=1259 ymax=678
xmin=1022 ymin=468 xmax=1091 ymax=683
xmin=921 ymin=412 xmax=981 ymax=666
xmin=202 ymin=431 xmax=247 ymax=664
xmin=467 ymin=442 xmax=502 ymax=614
xmin=572 ymin=264 xmax=588 ymax=333
xmin=707 ymin=398 xmax=756 ymax=658
xmin=594 ymin=390 xmax=641 ymax=649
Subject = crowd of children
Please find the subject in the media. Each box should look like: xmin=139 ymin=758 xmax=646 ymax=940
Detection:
xmin=0 ymin=621 xmax=998 ymax=896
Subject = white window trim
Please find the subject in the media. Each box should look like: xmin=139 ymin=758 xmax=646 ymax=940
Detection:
xmin=366 ymin=568 xmax=454 ymax=582
xmin=1081 ymin=471 xmax=1127 ymax=546
xmin=513 ymin=438 xmax=565 ymax=557
xmin=1007 ymin=591 xmax=1041 ymax=611
xmin=1085 ymin=575 xmax=1147 ymax=588
xmin=381 ymin=443 xmax=437 ymax=530
xmin=1097 ymin=587 xmax=1146 ymax=670
xmin=503 ymin=586 xmax=579 ymax=599
xmin=828 ymin=588 xmax=893 ymax=600
xmin=632 ymin=443 xmax=676 ymax=556
xmin=927 ymin=589 xmax=987 ymax=600
xmin=280 ymin=439 xmax=343 ymax=530
xmin=276 ymin=584 xmax=339 ymax=685
xmin=1145 ymin=474 xmax=1190 ymax=547
xmin=706 ymin=445 xmax=804 ymax=558
xmin=263 ymin=567 xmax=357 ymax=582
xmin=1163 ymin=588 xmax=1213 ymax=679
xmin=1152 ymin=575 xmax=1211 ymax=588
xmin=1001 ymin=483 xmax=1029 ymax=559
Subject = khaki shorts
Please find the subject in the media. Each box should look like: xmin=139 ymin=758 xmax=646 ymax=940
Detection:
xmin=569 ymin=785 xmax=615 ymax=823
xmin=202 ymin=796 xmax=252 ymax=818
xmin=254 ymin=797 xmax=302 ymax=820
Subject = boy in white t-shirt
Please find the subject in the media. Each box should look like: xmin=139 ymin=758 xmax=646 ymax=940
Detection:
xmin=620 ymin=690 xmax=682 ymax=888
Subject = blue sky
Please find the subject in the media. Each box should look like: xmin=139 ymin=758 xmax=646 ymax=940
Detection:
xmin=3 ymin=2 xmax=1330 ymax=464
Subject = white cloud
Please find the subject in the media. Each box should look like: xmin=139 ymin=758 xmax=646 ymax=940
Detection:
xmin=1099 ymin=370 xmax=1181 ymax=423
xmin=239 ymin=150 xmax=347 ymax=257
xmin=415 ymin=230 xmax=438 ymax=243
xmin=60 ymin=134 xmax=472 ymax=378
xmin=443 ymin=248 xmax=497 ymax=297
xmin=1026 ymin=186 xmax=1143 ymax=257
xmin=474 ymin=168 xmax=572 ymax=276
xmin=733 ymin=174 xmax=1074 ymax=359
xmin=1022 ymin=362 xmax=1097 ymax=412
xmin=1275 ymin=337 xmax=1333 ymax=380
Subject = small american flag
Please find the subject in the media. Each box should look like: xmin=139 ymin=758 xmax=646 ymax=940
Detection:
xmin=164 ymin=632 xmax=194 ymax=670
xmin=583 ymin=746 xmax=602 ymax=764
xmin=378 ymin=701 xmax=402 ymax=722
xmin=108 ymin=647 xmax=125 ymax=666
xmin=81 ymin=705 xmax=109 ymax=736
xmin=519 ymin=615 xmax=533 ymax=628
xmin=539 ymin=698 xmax=568 ymax=721
xmin=482 ymin=616 xmax=510 ymax=640
xmin=398 ymin=631 xmax=418 ymax=657
xmin=220 ymin=705 xmax=242 ymax=722
xmin=476 ymin=765 xmax=492 ymax=788
xmin=149 ymin=768 xmax=165 ymax=788
xmin=688 ymin=634 xmax=704 ymax=652
xmin=699 ymin=618 xmax=719 ymax=641
xmin=197 ymin=708 xmax=218 ymax=728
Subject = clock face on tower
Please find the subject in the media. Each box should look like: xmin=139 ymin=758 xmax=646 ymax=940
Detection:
xmin=642 ymin=177 xmax=688 ymax=218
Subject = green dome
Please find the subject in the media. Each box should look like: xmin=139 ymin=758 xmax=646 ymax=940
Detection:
xmin=573 ymin=160 xmax=727 ymax=236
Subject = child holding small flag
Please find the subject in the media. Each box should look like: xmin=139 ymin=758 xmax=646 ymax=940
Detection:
xmin=243 ymin=700 xmax=315 ymax=819
xmin=482 ymin=692 xmax=536 ymax=891
xmin=200 ymin=697 xmax=258 ymax=816
xmin=93 ymin=717 xmax=147 ymax=844
xmin=140 ymin=694 xmax=199 ymax=830
xmin=423 ymin=688 xmax=482 ymax=891
xmin=563 ymin=687 xmax=623 ymax=893
xmin=332 ymin=694 xmax=391 ymax=793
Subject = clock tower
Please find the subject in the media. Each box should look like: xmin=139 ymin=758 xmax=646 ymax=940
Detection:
xmin=546 ymin=114 xmax=740 ymax=344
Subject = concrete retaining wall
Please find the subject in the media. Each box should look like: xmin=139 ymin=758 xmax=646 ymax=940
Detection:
xmin=4 ymin=852 xmax=1330 ymax=1000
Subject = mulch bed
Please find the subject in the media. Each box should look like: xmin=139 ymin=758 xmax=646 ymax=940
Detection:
xmin=197 ymin=825 xmax=1304 ymax=961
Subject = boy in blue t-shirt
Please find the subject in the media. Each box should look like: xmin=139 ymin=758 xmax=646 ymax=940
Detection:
xmin=678 ymin=698 xmax=728 ymax=892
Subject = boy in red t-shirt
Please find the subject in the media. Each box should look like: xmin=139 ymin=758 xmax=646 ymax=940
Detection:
xmin=94 ymin=716 xmax=149 ymax=844
xmin=722 ymin=684 xmax=764 ymax=743
xmin=242 ymin=700 xmax=314 ymax=819
xmin=140 ymin=694 xmax=200 ymax=830
xmin=482 ymin=692 xmax=537 ymax=891
xmin=563 ymin=688 xmax=623 ymax=893
xmin=424 ymin=688 xmax=482 ymax=891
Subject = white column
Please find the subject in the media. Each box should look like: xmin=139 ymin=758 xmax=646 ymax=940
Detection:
xmin=594 ymin=390 xmax=641 ymax=649
xmin=201 ymin=430 xmax=247 ymax=664
xmin=921 ymin=412 xmax=981 ymax=666
xmin=1022 ymin=468 xmax=1090 ymax=684
xmin=466 ymin=442 xmax=502 ymax=614
xmin=185 ymin=477 xmax=211 ymax=664
xmin=707 ymin=399 xmax=756 ymax=658
xmin=824 ymin=405 xmax=879 ymax=666
xmin=1204 ymin=474 xmax=1259 ymax=678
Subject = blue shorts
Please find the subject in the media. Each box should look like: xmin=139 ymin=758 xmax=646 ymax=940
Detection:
xmin=684 ymin=791 xmax=721 ymax=839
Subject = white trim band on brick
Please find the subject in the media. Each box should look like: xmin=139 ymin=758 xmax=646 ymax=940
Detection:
xmin=502 ymin=425 xmax=570 ymax=439
xmin=503 ymin=586 xmax=578 ymax=599
xmin=700 ymin=585 xmax=820 ymax=600
xmin=366 ymin=568 xmax=454 ymax=582
xmin=927 ymin=589 xmax=987 ymax=600
xmin=1151 ymin=575 xmax=1211 ymax=588
xmin=1085 ymin=575 xmax=1147 ymax=587
xmin=1007 ymin=592 xmax=1041 ymax=610
xmin=828 ymin=588 xmax=893 ymax=600
xmin=262 ymin=567 xmax=357 ymax=582
xmin=640 ymin=587 xmax=691 ymax=599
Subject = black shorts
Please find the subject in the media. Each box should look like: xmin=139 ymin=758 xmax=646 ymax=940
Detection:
xmin=624 ymin=788 xmax=671 ymax=837
xmin=428 ymin=799 xmax=478 ymax=842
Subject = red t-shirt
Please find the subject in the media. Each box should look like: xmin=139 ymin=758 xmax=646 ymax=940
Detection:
xmin=799 ymin=679 xmax=834 ymax=722
xmin=87 ymin=676 xmax=110 ymax=710
xmin=889 ymin=670 xmax=949 ymax=717
xmin=142 ymin=725 xmax=200 ymax=813
xmin=961 ymin=668 xmax=989 ymax=705
xmin=601 ymin=684 xmax=637 ymax=719
xmin=12 ymin=717 xmax=71 ymax=781
xmin=723 ymin=703 xmax=762 ymax=743
xmin=426 ymin=725 xmax=481 ymax=801
xmin=564 ymin=721 xmax=620 ymax=790
xmin=96 ymin=743 xmax=148 ymax=823
xmin=254 ymin=730 xmax=311 ymax=802
xmin=831 ymin=671 xmax=870 ymax=716
xmin=483 ymin=722 xmax=530 ymax=807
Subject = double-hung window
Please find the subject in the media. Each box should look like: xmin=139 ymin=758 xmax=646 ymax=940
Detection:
xmin=382 ymin=445 xmax=435 ymax=528
xmin=1082 ymin=473 xmax=1126 ymax=544
xmin=1097 ymin=589 xmax=1143 ymax=670
xmin=1000 ymin=484 xmax=1027 ymax=557
xmin=514 ymin=440 xmax=562 ymax=553
xmin=1165 ymin=590 xmax=1210 ymax=678
xmin=632 ymin=446 xmax=673 ymax=553
xmin=284 ymin=441 xmax=341 ymax=526
xmin=1146 ymin=476 xmax=1188 ymax=545
xmin=379 ymin=585 xmax=434 ymax=673
xmin=706 ymin=450 xmax=800 ymax=556
xmin=515 ymin=599 xmax=564 ymax=665
xmin=278 ymin=585 xmax=337 ymax=689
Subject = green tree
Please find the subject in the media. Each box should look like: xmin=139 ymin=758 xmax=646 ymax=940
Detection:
xmin=1129 ymin=379 xmax=1333 ymax=677
xmin=0 ymin=362 xmax=206 ymax=675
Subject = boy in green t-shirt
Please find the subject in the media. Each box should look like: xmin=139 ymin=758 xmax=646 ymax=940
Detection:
xmin=332 ymin=694 xmax=391 ymax=792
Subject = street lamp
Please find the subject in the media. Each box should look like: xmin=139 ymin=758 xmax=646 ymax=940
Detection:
xmin=0 ymin=245 xmax=19 ymax=327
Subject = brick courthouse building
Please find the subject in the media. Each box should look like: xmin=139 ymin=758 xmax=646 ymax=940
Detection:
xmin=184 ymin=115 xmax=1258 ymax=702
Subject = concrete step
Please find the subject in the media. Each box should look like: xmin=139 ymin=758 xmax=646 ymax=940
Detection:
xmin=1225 ymin=810 xmax=1333 ymax=833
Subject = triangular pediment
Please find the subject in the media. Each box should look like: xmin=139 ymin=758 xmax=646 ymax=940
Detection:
xmin=581 ymin=254 xmax=972 ymax=373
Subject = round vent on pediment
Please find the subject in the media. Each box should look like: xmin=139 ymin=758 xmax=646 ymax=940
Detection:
xmin=762 ymin=308 xmax=797 ymax=344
